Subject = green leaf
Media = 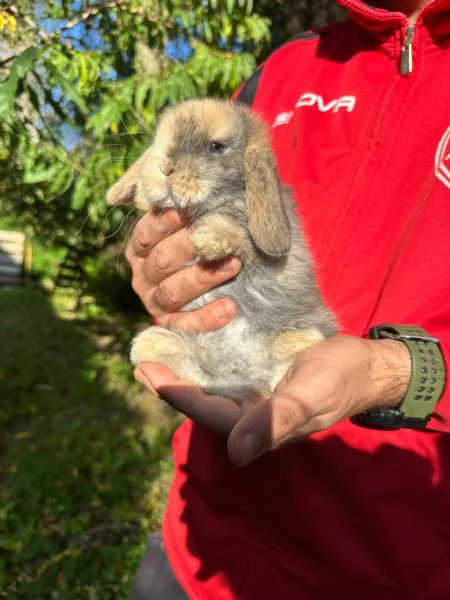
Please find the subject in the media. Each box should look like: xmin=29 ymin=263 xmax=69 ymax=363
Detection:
xmin=47 ymin=64 xmax=88 ymax=115
xmin=0 ymin=75 xmax=18 ymax=119
xmin=203 ymin=19 xmax=213 ymax=43
xmin=86 ymin=102 xmax=122 ymax=138
xmin=220 ymin=58 xmax=233 ymax=87
xmin=135 ymin=78 xmax=154 ymax=112
xmin=24 ymin=162 xmax=61 ymax=185
xmin=49 ymin=164 xmax=74 ymax=196
xmin=0 ymin=47 xmax=39 ymax=119
xmin=71 ymin=176 xmax=89 ymax=210
xmin=78 ymin=53 xmax=89 ymax=87
xmin=9 ymin=47 xmax=39 ymax=80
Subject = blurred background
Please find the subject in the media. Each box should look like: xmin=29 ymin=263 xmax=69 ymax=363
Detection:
xmin=0 ymin=1 xmax=345 ymax=597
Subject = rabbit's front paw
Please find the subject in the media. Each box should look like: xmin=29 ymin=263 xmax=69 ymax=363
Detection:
xmin=190 ymin=214 xmax=249 ymax=261
xmin=130 ymin=327 xmax=185 ymax=366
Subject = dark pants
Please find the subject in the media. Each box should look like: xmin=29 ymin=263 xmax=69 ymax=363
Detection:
xmin=129 ymin=532 xmax=188 ymax=600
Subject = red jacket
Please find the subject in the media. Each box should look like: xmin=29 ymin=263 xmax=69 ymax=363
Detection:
xmin=163 ymin=1 xmax=450 ymax=598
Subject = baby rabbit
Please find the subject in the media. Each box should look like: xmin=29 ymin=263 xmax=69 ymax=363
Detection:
xmin=107 ymin=98 xmax=336 ymax=403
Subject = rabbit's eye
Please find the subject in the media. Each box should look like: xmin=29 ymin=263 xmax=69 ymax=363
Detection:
xmin=208 ymin=141 xmax=225 ymax=153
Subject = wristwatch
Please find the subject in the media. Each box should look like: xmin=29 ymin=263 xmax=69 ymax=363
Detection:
xmin=352 ymin=324 xmax=446 ymax=429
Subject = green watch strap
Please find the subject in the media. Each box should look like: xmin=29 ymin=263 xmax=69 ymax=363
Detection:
xmin=369 ymin=324 xmax=446 ymax=422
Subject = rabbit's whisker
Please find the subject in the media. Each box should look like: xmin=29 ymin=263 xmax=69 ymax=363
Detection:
xmin=72 ymin=200 xmax=105 ymax=239
xmin=100 ymin=206 xmax=139 ymax=243
xmin=153 ymin=209 xmax=181 ymax=241
xmin=90 ymin=156 xmax=140 ymax=169
xmin=110 ymin=131 xmax=149 ymax=138
xmin=116 ymin=211 xmax=142 ymax=268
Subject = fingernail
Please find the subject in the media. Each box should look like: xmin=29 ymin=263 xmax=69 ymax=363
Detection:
xmin=217 ymin=256 xmax=239 ymax=273
xmin=164 ymin=209 xmax=181 ymax=224
xmin=213 ymin=301 xmax=236 ymax=322
xmin=217 ymin=258 xmax=235 ymax=273
xmin=240 ymin=432 xmax=263 ymax=465
xmin=156 ymin=210 xmax=181 ymax=234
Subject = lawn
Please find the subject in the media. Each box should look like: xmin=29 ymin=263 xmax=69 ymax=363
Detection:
xmin=0 ymin=283 xmax=181 ymax=599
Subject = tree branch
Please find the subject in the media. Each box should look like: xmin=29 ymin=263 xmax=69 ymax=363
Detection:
xmin=25 ymin=1 xmax=177 ymax=46
xmin=58 ymin=0 xmax=130 ymax=34
xmin=1 ymin=1 xmax=182 ymax=71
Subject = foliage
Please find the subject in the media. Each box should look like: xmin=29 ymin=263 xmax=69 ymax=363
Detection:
xmin=0 ymin=286 xmax=180 ymax=598
xmin=0 ymin=1 xmax=345 ymax=250
xmin=0 ymin=0 xmax=274 ymax=248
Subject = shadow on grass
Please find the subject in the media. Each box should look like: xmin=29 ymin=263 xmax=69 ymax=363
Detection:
xmin=0 ymin=287 xmax=179 ymax=599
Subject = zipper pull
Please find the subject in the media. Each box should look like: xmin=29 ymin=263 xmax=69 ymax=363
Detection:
xmin=400 ymin=25 xmax=415 ymax=76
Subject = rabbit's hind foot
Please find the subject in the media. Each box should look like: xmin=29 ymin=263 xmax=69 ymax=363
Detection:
xmin=130 ymin=326 xmax=187 ymax=367
xmin=272 ymin=329 xmax=324 ymax=362
xmin=268 ymin=328 xmax=325 ymax=392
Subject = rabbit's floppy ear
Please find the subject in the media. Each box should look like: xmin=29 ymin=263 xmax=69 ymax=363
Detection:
xmin=244 ymin=146 xmax=291 ymax=256
xmin=106 ymin=152 xmax=147 ymax=206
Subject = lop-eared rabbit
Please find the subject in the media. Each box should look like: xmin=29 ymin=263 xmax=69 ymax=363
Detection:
xmin=107 ymin=98 xmax=336 ymax=403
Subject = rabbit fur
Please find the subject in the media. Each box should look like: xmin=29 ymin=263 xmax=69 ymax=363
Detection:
xmin=107 ymin=98 xmax=336 ymax=402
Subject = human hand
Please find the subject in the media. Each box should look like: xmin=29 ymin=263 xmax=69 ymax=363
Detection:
xmin=126 ymin=209 xmax=241 ymax=332
xmin=134 ymin=335 xmax=411 ymax=466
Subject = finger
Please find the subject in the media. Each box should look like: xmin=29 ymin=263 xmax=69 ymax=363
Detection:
xmin=136 ymin=362 xmax=242 ymax=434
xmin=140 ymin=227 xmax=199 ymax=283
xmin=227 ymin=389 xmax=316 ymax=466
xmin=131 ymin=228 xmax=200 ymax=306
xmin=163 ymin=298 xmax=239 ymax=333
xmin=152 ymin=256 xmax=242 ymax=313
xmin=134 ymin=367 xmax=158 ymax=395
xmin=126 ymin=209 xmax=184 ymax=263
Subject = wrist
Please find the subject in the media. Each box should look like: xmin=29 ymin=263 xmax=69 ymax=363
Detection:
xmin=366 ymin=338 xmax=412 ymax=410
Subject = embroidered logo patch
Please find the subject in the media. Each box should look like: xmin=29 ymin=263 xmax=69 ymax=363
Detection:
xmin=435 ymin=126 xmax=450 ymax=190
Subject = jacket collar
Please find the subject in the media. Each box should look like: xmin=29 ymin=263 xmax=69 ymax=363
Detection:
xmin=336 ymin=0 xmax=450 ymax=36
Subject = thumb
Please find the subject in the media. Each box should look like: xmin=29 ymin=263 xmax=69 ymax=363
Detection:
xmin=227 ymin=390 xmax=314 ymax=466
xmin=136 ymin=362 xmax=242 ymax=434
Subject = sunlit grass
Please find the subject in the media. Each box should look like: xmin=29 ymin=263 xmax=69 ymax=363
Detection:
xmin=0 ymin=286 xmax=180 ymax=598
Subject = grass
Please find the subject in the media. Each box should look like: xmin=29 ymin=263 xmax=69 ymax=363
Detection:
xmin=0 ymin=284 xmax=181 ymax=598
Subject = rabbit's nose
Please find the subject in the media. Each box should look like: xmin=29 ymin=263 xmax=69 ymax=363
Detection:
xmin=159 ymin=162 xmax=175 ymax=177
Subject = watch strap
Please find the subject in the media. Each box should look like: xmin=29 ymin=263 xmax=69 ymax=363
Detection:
xmin=356 ymin=324 xmax=446 ymax=429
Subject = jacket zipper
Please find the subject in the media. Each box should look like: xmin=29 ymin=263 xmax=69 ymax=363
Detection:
xmin=400 ymin=25 xmax=415 ymax=75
